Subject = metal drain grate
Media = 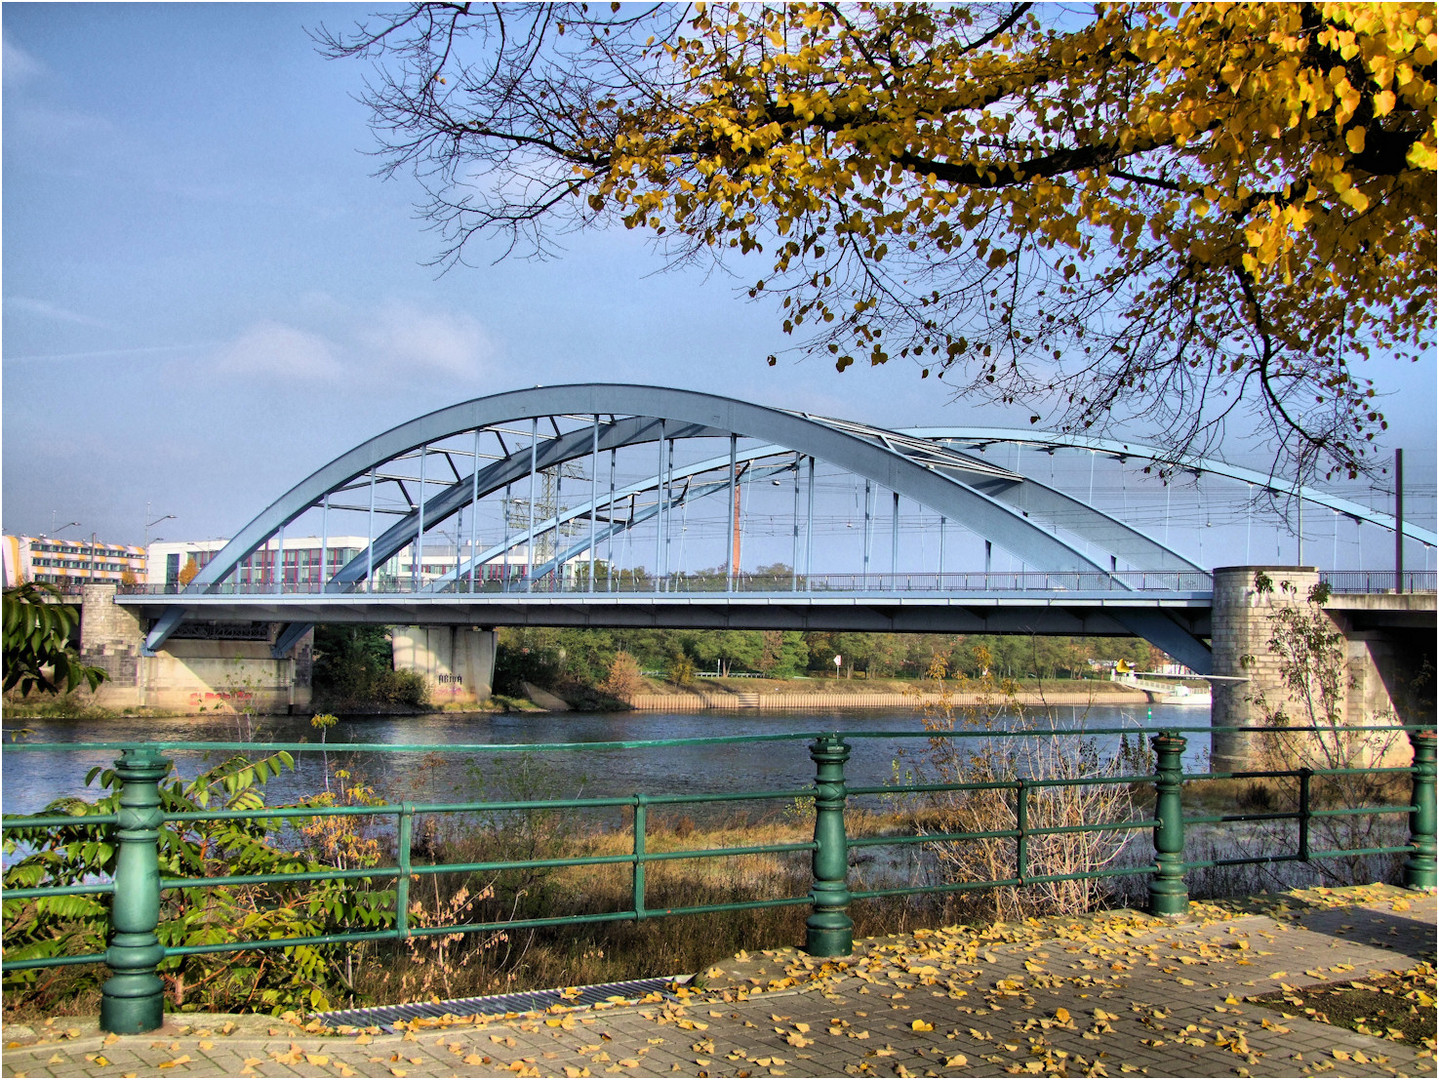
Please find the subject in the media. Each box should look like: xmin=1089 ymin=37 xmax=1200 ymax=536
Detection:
xmin=316 ymin=976 xmax=688 ymax=1032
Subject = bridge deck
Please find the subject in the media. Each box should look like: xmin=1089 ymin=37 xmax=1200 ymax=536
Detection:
xmin=117 ymin=588 xmax=1214 ymax=635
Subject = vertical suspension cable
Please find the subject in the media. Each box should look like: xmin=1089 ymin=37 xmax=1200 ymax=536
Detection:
xmin=554 ymin=469 xmax=564 ymax=591
xmin=791 ymin=454 xmax=801 ymax=592
xmin=664 ymin=436 xmax=675 ymax=587
xmin=275 ymin=524 xmax=285 ymax=592
xmin=415 ymin=443 xmax=427 ymax=591
xmin=625 ymin=493 xmax=636 ymax=584
xmin=502 ymin=482 xmax=512 ymax=593
xmin=320 ymin=493 xmax=329 ymax=593
xmin=656 ymin=420 xmax=666 ymax=592
xmin=727 ymin=433 xmax=737 ymax=594
xmin=608 ymin=448 xmax=617 ymax=592
xmin=366 ymin=468 xmax=376 ymax=592
xmin=891 ymin=491 xmax=900 ymax=579
xmin=589 ymin=414 xmax=599 ymax=594
xmin=1245 ymin=483 xmax=1253 ymax=563
xmin=863 ymin=479 xmax=873 ymax=579
xmin=1163 ymin=478 xmax=1171 ymax=548
xmin=805 ymin=456 xmax=815 ymax=587
xmin=527 ymin=419 xmax=538 ymax=593
xmin=470 ymin=428 xmax=480 ymax=593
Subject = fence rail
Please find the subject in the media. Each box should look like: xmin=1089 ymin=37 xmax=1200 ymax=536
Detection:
xmin=1319 ymin=570 xmax=1437 ymax=594
xmin=2 ymin=726 xmax=1434 ymax=1034
xmin=112 ymin=569 xmax=1439 ymax=599
xmin=116 ymin=570 xmax=1218 ymax=598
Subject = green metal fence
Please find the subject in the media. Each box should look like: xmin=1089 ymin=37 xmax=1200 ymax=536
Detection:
xmin=2 ymin=725 xmax=1433 ymax=1034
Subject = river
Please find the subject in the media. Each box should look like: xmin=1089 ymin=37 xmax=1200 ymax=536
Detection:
xmin=1 ymin=703 xmax=1213 ymax=818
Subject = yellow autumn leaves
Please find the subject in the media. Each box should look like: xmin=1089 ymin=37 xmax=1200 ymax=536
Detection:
xmin=582 ymin=2 xmax=1432 ymax=370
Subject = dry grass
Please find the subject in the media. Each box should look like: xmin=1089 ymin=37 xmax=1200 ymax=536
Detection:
xmin=353 ymin=806 xmax=962 ymax=1008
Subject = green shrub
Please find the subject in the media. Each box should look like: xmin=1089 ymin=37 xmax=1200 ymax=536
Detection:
xmin=2 ymin=753 xmax=394 ymax=1015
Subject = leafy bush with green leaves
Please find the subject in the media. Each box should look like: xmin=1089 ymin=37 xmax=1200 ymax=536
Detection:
xmin=312 ymin=625 xmax=428 ymax=709
xmin=2 ymin=582 xmax=107 ymax=697
xmin=2 ymin=752 xmax=395 ymax=1014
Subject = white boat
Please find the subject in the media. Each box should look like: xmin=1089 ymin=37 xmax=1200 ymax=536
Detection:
xmin=1148 ymin=683 xmax=1212 ymax=706
xmin=1111 ymin=670 xmax=1212 ymax=706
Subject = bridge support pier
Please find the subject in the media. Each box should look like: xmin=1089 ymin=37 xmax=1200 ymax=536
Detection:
xmin=392 ymin=626 xmax=496 ymax=705
xmin=79 ymin=585 xmax=311 ymax=713
xmin=1209 ymin=566 xmax=1427 ymax=772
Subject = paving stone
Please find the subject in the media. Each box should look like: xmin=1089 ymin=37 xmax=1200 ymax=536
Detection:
xmin=3 ymin=888 xmax=1434 ymax=1078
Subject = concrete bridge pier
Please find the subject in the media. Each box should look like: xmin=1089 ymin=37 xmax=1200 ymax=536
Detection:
xmin=1209 ymin=566 xmax=1432 ymax=772
xmin=391 ymin=626 xmax=496 ymax=706
xmin=79 ymin=585 xmax=312 ymax=714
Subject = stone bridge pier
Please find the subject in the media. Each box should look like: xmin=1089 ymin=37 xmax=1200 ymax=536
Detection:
xmin=1209 ymin=566 xmax=1435 ymax=772
xmin=78 ymin=585 xmax=312 ymax=714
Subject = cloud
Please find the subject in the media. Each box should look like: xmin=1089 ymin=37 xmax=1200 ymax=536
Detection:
xmin=205 ymin=303 xmax=496 ymax=387
xmin=356 ymin=302 xmax=495 ymax=381
xmin=6 ymin=295 xmax=107 ymax=328
xmin=211 ymin=321 xmax=342 ymax=380
xmin=3 ymin=39 xmax=45 ymax=88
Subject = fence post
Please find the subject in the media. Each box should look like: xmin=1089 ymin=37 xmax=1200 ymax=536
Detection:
xmin=633 ymin=795 xmax=648 ymax=919
xmin=1148 ymin=732 xmax=1189 ymax=916
xmin=396 ymin=803 xmax=413 ymax=939
xmin=100 ymin=747 xmax=173 ymax=1035
xmin=1014 ymin=778 xmax=1029 ymax=886
xmin=806 ymin=734 xmax=853 ymax=957
xmin=1404 ymin=730 xmax=1436 ymax=890
xmin=1297 ymin=768 xmax=1313 ymax=862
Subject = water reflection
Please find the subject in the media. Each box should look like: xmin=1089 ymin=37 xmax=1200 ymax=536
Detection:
xmin=1 ymin=704 xmax=1210 ymax=818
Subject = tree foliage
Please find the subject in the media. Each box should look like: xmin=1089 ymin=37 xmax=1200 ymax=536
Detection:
xmin=1245 ymin=572 xmax=1409 ymax=884
xmin=599 ymin=650 xmax=645 ymax=700
xmin=2 ymin=753 xmax=394 ymax=1014
xmin=2 ymin=583 xmax=107 ymax=697
xmin=323 ymin=2 xmax=1434 ymax=478
xmin=312 ymin=625 xmax=429 ymax=709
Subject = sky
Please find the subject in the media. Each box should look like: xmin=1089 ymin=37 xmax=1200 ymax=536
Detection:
xmin=3 ymin=3 xmax=1435 ymax=562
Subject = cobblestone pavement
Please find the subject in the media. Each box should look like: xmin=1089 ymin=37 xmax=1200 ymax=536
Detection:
xmin=4 ymin=887 xmax=1433 ymax=1079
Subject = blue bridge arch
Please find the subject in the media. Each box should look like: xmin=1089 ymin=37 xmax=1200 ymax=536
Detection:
xmin=131 ymin=385 xmax=1432 ymax=674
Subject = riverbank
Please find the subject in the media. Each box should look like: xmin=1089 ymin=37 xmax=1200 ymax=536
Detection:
xmin=2 ymin=679 xmax=1151 ymax=719
xmin=626 ymin=675 xmax=1149 ymax=711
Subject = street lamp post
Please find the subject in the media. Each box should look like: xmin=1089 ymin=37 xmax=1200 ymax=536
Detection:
xmin=145 ymin=514 xmax=175 ymax=549
xmin=145 ymin=513 xmax=176 ymax=588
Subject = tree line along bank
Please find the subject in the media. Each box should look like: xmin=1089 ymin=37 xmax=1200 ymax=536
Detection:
xmin=311 ymin=625 xmax=1161 ymax=711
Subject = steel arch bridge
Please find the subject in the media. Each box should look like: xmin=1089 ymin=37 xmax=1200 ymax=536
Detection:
xmin=122 ymin=385 xmax=1434 ymax=675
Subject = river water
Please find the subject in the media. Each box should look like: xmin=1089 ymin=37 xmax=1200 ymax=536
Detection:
xmin=0 ymin=703 xmax=1213 ymax=819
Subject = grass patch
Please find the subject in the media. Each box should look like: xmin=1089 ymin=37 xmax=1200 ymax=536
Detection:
xmin=1247 ymin=963 xmax=1437 ymax=1049
xmin=0 ymin=695 xmax=174 ymax=720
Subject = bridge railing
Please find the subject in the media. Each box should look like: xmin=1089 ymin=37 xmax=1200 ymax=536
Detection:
xmin=1320 ymin=570 xmax=1437 ymax=594
xmin=2 ymin=726 xmax=1433 ymax=1033
xmin=116 ymin=570 xmax=1216 ymax=598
